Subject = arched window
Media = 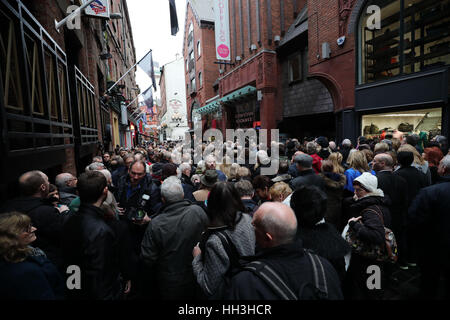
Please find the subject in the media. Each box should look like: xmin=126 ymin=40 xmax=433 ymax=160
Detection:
xmin=197 ymin=40 xmax=201 ymax=57
xmin=198 ymin=71 xmax=202 ymax=88
xmin=358 ymin=0 xmax=450 ymax=85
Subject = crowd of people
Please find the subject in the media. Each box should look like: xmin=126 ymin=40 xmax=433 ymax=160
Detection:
xmin=0 ymin=132 xmax=449 ymax=300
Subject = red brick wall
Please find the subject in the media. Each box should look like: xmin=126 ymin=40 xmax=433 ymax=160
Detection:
xmin=307 ymin=0 xmax=357 ymax=111
xmin=184 ymin=3 xmax=220 ymax=128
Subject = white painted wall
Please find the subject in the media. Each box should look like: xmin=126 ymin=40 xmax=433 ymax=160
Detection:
xmin=162 ymin=57 xmax=189 ymax=140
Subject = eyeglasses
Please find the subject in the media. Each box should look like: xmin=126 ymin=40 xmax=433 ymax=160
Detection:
xmin=25 ymin=224 xmax=34 ymax=233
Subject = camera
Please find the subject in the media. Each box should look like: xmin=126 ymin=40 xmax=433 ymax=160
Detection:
xmin=126 ymin=193 xmax=150 ymax=221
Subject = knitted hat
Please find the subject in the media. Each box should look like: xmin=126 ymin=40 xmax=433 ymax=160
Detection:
xmin=354 ymin=172 xmax=379 ymax=193
xmin=316 ymin=136 xmax=329 ymax=148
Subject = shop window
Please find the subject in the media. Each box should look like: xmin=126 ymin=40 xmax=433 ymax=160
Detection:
xmin=361 ymin=107 xmax=442 ymax=139
xmin=359 ymin=0 xmax=450 ymax=84
xmin=288 ymin=53 xmax=302 ymax=83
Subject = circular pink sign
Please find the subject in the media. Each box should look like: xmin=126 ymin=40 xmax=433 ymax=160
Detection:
xmin=217 ymin=44 xmax=230 ymax=58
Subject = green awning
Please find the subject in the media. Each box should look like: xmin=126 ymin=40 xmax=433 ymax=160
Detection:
xmin=197 ymin=85 xmax=256 ymax=115
xmin=221 ymin=85 xmax=256 ymax=104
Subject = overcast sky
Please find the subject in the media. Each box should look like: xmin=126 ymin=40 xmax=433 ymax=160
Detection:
xmin=127 ymin=0 xmax=186 ymax=94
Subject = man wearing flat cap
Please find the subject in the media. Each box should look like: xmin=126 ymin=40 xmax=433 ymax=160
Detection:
xmin=289 ymin=154 xmax=325 ymax=191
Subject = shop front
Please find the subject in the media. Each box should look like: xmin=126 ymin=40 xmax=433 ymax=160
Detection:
xmin=348 ymin=0 xmax=450 ymax=143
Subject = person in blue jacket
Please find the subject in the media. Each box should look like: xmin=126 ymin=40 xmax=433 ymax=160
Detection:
xmin=344 ymin=150 xmax=376 ymax=197
xmin=0 ymin=212 xmax=65 ymax=300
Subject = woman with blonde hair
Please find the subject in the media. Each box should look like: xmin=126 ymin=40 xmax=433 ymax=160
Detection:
xmin=228 ymin=163 xmax=241 ymax=182
xmin=218 ymin=156 xmax=233 ymax=180
xmin=344 ymin=150 xmax=376 ymax=196
xmin=0 ymin=212 xmax=64 ymax=299
xmin=328 ymin=152 xmax=345 ymax=174
xmin=398 ymin=143 xmax=432 ymax=184
xmin=269 ymin=182 xmax=293 ymax=202
xmin=236 ymin=166 xmax=251 ymax=181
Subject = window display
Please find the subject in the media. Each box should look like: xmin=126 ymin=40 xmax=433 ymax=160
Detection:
xmin=361 ymin=107 xmax=442 ymax=140
xmin=360 ymin=0 xmax=450 ymax=84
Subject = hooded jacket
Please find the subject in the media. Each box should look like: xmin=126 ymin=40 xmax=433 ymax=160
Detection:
xmin=319 ymin=172 xmax=346 ymax=229
xmin=348 ymin=195 xmax=392 ymax=246
xmin=58 ymin=186 xmax=78 ymax=206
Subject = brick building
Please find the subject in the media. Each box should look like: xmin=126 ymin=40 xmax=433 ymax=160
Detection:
xmin=0 ymin=0 xmax=137 ymax=200
xmin=194 ymin=0 xmax=310 ymax=137
xmin=306 ymin=0 xmax=449 ymax=143
xmin=191 ymin=0 xmax=449 ymax=144
xmin=183 ymin=0 xmax=220 ymax=131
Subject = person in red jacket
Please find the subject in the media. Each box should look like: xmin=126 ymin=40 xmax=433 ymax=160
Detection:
xmin=306 ymin=141 xmax=323 ymax=174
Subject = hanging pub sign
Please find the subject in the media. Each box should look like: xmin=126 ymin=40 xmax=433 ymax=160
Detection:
xmin=82 ymin=0 xmax=110 ymax=19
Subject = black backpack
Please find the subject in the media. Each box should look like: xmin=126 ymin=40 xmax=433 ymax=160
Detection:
xmin=215 ymin=231 xmax=329 ymax=300
xmin=242 ymin=250 xmax=329 ymax=300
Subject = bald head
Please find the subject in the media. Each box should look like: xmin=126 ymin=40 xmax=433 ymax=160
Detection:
xmin=252 ymin=202 xmax=298 ymax=248
xmin=55 ymin=173 xmax=77 ymax=189
xmin=372 ymin=153 xmax=394 ymax=172
xmin=18 ymin=170 xmax=49 ymax=198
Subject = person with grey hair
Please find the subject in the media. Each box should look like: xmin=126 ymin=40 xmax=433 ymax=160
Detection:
xmin=290 ymin=154 xmax=325 ymax=191
xmin=0 ymin=171 xmax=66 ymax=271
xmin=408 ymin=155 xmax=450 ymax=299
xmin=86 ymin=162 xmax=106 ymax=172
xmin=141 ymin=176 xmax=208 ymax=299
xmin=235 ymin=179 xmax=258 ymax=216
xmin=92 ymin=156 xmax=103 ymax=163
xmin=340 ymin=139 xmax=353 ymax=165
xmin=306 ymin=141 xmax=323 ymax=173
xmin=226 ymin=202 xmax=343 ymax=300
xmin=179 ymin=162 xmax=193 ymax=188
xmin=55 ymin=173 xmax=78 ymax=206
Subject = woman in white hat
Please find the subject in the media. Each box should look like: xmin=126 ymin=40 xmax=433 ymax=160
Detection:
xmin=343 ymin=172 xmax=392 ymax=300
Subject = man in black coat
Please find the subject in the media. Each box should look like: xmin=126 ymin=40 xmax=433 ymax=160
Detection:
xmin=0 ymin=170 xmax=66 ymax=272
xmin=113 ymin=160 xmax=162 ymax=297
xmin=408 ymin=155 xmax=450 ymax=299
xmin=373 ymin=153 xmax=409 ymax=269
xmin=394 ymin=151 xmax=429 ymax=267
xmin=289 ymin=154 xmax=325 ymax=191
xmin=226 ymin=202 xmax=343 ymax=300
xmin=62 ymin=171 xmax=123 ymax=300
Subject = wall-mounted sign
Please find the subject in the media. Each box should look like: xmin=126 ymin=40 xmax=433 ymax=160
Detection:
xmin=82 ymin=0 xmax=110 ymax=19
xmin=214 ymin=0 xmax=231 ymax=61
xmin=169 ymin=99 xmax=182 ymax=111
